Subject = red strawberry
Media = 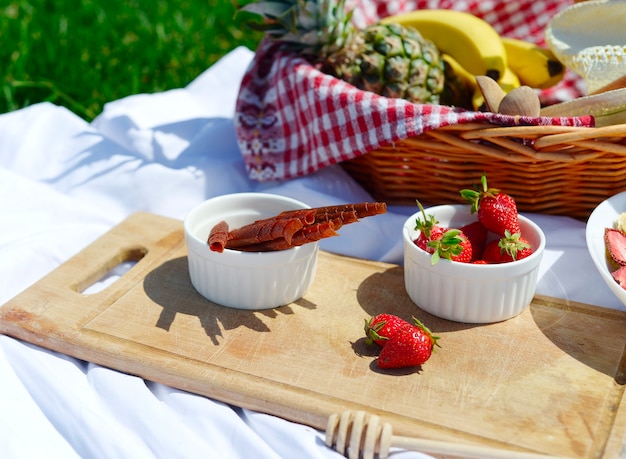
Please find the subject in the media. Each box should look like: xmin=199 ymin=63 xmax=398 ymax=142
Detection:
xmin=364 ymin=314 xmax=409 ymax=347
xmin=413 ymin=200 xmax=446 ymax=251
xmin=482 ymin=231 xmax=533 ymax=263
xmin=460 ymin=221 xmax=488 ymax=261
xmin=377 ymin=318 xmax=440 ymax=369
xmin=427 ymin=228 xmax=473 ymax=264
xmin=604 ymin=228 xmax=626 ymax=267
xmin=611 ymin=265 xmax=626 ymax=287
xmin=460 ymin=174 xmax=520 ymax=237
xmin=414 ymin=225 xmax=446 ymax=252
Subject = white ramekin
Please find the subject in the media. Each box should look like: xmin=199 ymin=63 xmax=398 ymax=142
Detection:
xmin=403 ymin=204 xmax=546 ymax=323
xmin=184 ymin=193 xmax=319 ymax=310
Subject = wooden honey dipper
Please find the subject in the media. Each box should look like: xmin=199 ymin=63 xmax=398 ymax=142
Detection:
xmin=325 ymin=410 xmax=555 ymax=459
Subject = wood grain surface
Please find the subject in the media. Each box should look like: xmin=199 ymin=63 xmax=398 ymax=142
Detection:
xmin=1 ymin=212 xmax=625 ymax=458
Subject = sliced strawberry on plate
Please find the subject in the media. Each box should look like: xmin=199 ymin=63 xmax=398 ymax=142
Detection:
xmin=604 ymin=227 xmax=626 ymax=266
xmin=611 ymin=265 xmax=626 ymax=288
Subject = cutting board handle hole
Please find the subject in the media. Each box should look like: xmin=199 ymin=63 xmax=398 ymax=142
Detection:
xmin=74 ymin=246 xmax=148 ymax=295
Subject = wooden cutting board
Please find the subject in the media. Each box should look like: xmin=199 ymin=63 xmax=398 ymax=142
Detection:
xmin=1 ymin=212 xmax=625 ymax=458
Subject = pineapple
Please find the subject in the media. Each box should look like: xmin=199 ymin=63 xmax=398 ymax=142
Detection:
xmin=240 ymin=0 xmax=445 ymax=104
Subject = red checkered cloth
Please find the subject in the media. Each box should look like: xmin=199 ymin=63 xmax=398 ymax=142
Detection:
xmin=235 ymin=0 xmax=591 ymax=181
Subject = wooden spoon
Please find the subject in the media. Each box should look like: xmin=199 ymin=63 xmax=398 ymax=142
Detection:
xmin=540 ymin=87 xmax=626 ymax=126
xmin=498 ymin=86 xmax=541 ymax=117
xmin=475 ymin=75 xmax=505 ymax=113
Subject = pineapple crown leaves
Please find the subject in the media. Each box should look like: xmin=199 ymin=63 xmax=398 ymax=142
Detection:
xmin=413 ymin=199 xmax=438 ymax=239
xmin=427 ymin=229 xmax=465 ymax=265
xmin=498 ymin=230 xmax=531 ymax=260
xmin=238 ymin=0 xmax=354 ymax=57
xmin=459 ymin=174 xmax=500 ymax=214
xmin=412 ymin=317 xmax=441 ymax=349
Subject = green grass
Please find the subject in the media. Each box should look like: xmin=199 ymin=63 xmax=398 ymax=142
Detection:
xmin=0 ymin=0 xmax=263 ymax=120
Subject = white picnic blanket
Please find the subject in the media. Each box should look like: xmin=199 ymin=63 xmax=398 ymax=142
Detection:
xmin=0 ymin=46 xmax=622 ymax=459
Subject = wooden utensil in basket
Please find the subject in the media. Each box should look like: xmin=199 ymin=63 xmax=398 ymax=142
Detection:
xmin=341 ymin=123 xmax=626 ymax=220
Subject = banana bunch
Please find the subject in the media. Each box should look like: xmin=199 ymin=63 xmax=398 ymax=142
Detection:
xmin=382 ymin=10 xmax=565 ymax=111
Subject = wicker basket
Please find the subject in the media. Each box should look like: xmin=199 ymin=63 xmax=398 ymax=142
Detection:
xmin=341 ymin=122 xmax=626 ymax=220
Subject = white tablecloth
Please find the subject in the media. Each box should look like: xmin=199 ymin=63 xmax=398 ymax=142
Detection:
xmin=0 ymin=47 xmax=623 ymax=459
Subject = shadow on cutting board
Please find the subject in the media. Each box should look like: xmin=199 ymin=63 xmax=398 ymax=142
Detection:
xmin=142 ymin=256 xmax=318 ymax=345
xmin=355 ymin=266 xmax=626 ymax=380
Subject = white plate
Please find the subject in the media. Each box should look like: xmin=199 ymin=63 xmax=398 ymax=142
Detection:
xmin=585 ymin=190 xmax=626 ymax=308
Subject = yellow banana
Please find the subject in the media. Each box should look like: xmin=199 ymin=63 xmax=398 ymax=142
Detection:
xmin=501 ymin=37 xmax=565 ymax=89
xmin=382 ymin=10 xmax=507 ymax=81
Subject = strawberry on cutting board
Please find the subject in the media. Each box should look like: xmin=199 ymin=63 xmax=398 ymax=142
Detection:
xmin=460 ymin=174 xmax=521 ymax=237
xmin=365 ymin=314 xmax=440 ymax=369
xmin=364 ymin=313 xmax=409 ymax=347
xmin=377 ymin=318 xmax=439 ymax=369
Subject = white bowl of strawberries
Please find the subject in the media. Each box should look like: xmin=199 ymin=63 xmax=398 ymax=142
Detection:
xmin=402 ymin=177 xmax=546 ymax=323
